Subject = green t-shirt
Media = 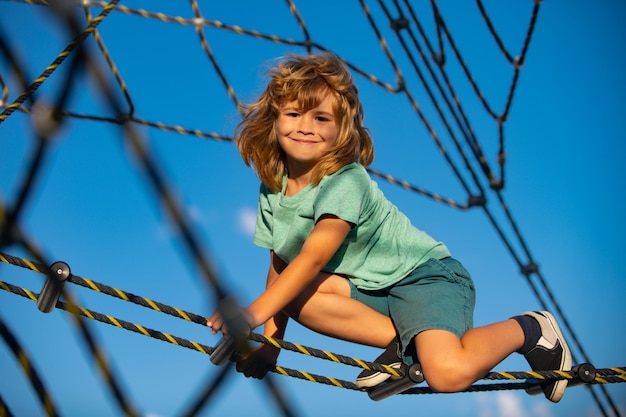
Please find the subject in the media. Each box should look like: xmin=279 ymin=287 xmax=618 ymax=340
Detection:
xmin=253 ymin=163 xmax=450 ymax=290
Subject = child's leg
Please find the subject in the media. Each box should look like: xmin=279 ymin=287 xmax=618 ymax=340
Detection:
xmin=415 ymin=311 xmax=571 ymax=402
xmin=284 ymin=271 xmax=396 ymax=348
xmin=414 ymin=319 xmax=524 ymax=393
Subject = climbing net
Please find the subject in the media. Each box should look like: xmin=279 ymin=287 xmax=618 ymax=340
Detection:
xmin=0 ymin=1 xmax=624 ymax=416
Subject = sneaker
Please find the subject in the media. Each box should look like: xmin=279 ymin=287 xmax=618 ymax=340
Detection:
xmin=355 ymin=338 xmax=403 ymax=388
xmin=522 ymin=311 xmax=572 ymax=402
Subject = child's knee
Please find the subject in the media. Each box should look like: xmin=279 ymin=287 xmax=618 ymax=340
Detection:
xmin=421 ymin=360 xmax=475 ymax=393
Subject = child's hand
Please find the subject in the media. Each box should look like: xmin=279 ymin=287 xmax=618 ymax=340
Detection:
xmin=236 ymin=344 xmax=280 ymax=379
xmin=207 ymin=307 xmax=254 ymax=336
xmin=206 ymin=311 xmax=225 ymax=335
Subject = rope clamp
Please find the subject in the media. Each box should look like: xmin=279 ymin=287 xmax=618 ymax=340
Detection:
xmin=37 ymin=261 xmax=71 ymax=313
xmin=368 ymin=363 xmax=425 ymax=401
xmin=525 ymin=363 xmax=596 ymax=396
xmin=209 ymin=296 xmax=251 ymax=365
xmin=390 ymin=17 xmax=409 ymax=31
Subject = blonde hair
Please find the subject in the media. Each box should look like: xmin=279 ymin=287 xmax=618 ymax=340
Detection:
xmin=236 ymin=52 xmax=374 ymax=192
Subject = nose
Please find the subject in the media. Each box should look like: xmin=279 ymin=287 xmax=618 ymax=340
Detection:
xmin=297 ymin=114 xmax=314 ymax=135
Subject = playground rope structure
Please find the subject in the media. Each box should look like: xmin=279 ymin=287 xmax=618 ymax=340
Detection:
xmin=1 ymin=252 xmax=624 ymax=401
xmin=0 ymin=1 xmax=623 ymax=417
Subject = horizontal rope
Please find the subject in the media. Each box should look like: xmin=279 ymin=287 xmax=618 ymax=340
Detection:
xmin=0 ymin=252 xmax=401 ymax=377
xmin=0 ymin=253 xmax=626 ymax=393
xmin=0 ymin=277 xmax=606 ymax=396
xmin=3 ymin=252 xmax=601 ymax=384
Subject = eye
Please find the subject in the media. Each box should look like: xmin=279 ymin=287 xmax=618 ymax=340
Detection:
xmin=315 ymin=114 xmax=334 ymax=122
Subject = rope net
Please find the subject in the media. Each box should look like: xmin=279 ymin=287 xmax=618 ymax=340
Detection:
xmin=0 ymin=1 xmax=623 ymax=417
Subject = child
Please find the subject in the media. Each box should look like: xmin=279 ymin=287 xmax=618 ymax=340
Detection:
xmin=207 ymin=52 xmax=571 ymax=402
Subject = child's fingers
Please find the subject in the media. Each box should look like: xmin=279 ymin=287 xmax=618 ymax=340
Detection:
xmin=207 ymin=314 xmax=224 ymax=335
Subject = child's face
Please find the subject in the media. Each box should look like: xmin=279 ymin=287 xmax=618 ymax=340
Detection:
xmin=276 ymin=93 xmax=339 ymax=171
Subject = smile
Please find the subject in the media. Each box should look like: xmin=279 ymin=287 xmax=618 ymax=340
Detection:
xmin=290 ymin=137 xmax=320 ymax=144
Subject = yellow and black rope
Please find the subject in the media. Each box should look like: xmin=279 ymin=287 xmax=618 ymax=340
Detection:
xmin=0 ymin=315 xmax=59 ymax=417
xmin=2 ymin=276 xmax=625 ymax=396
xmin=2 ymin=252 xmax=625 ymax=396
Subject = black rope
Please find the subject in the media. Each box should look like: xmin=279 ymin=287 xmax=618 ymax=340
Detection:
xmin=0 ymin=314 xmax=60 ymax=417
xmin=2 ymin=275 xmax=625 ymax=393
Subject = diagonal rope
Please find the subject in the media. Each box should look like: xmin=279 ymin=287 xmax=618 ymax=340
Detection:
xmin=0 ymin=314 xmax=60 ymax=417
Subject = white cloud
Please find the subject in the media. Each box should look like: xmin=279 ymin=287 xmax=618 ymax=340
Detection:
xmin=496 ymin=392 xmax=526 ymax=417
xmin=476 ymin=394 xmax=495 ymax=417
xmin=186 ymin=204 xmax=203 ymax=223
xmin=475 ymin=392 xmax=556 ymax=417
xmin=154 ymin=204 xmax=207 ymax=241
xmin=237 ymin=207 xmax=257 ymax=237
xmin=530 ymin=401 xmax=555 ymax=417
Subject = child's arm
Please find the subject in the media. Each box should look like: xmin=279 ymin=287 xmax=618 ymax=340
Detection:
xmin=207 ymin=215 xmax=350 ymax=378
xmin=233 ymin=251 xmax=289 ymax=379
xmin=246 ymin=214 xmax=351 ymax=328
xmin=208 ymin=214 xmax=350 ymax=331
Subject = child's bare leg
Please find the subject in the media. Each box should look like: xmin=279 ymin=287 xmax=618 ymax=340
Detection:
xmin=284 ymin=272 xmax=396 ymax=348
xmin=415 ymin=319 xmax=524 ymax=392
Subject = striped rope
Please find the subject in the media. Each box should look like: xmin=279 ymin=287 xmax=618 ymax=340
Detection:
xmin=1 ymin=253 xmax=624 ymax=395
xmin=3 ymin=276 xmax=624 ymax=395
xmin=0 ymin=315 xmax=59 ymax=417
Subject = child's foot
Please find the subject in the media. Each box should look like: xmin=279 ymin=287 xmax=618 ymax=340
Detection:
xmin=355 ymin=338 xmax=403 ymax=388
xmin=522 ymin=311 xmax=572 ymax=402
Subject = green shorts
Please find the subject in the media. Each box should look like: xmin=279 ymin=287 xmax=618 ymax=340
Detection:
xmin=348 ymin=257 xmax=476 ymax=364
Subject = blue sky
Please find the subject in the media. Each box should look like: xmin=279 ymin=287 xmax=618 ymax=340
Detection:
xmin=1 ymin=1 xmax=624 ymax=417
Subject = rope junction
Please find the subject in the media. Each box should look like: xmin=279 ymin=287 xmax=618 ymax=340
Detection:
xmin=0 ymin=1 xmax=623 ymax=416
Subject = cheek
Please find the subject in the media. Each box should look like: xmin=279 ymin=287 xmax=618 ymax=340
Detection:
xmin=275 ymin=118 xmax=292 ymax=136
xmin=325 ymin=127 xmax=340 ymax=145
xmin=274 ymin=123 xmax=285 ymax=138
